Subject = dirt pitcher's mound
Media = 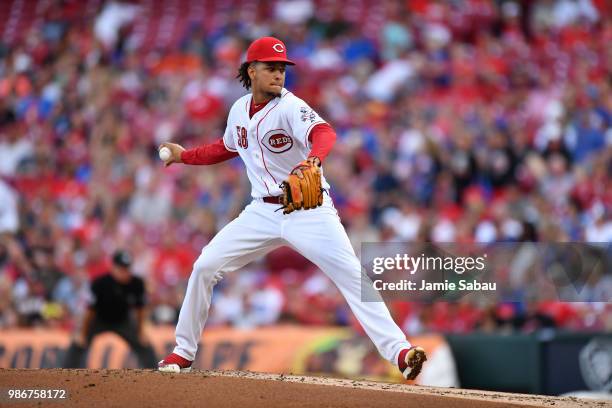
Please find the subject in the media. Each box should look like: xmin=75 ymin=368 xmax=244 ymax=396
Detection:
xmin=0 ymin=369 xmax=609 ymax=408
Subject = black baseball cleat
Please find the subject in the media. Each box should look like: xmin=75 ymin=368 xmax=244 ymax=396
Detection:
xmin=398 ymin=346 xmax=427 ymax=380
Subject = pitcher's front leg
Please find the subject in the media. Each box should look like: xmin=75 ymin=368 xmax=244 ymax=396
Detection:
xmin=283 ymin=209 xmax=413 ymax=367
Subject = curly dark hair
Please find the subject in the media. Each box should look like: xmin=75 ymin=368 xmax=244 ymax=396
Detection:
xmin=236 ymin=62 xmax=252 ymax=90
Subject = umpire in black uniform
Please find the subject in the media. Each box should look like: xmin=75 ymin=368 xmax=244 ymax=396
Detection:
xmin=63 ymin=250 xmax=157 ymax=368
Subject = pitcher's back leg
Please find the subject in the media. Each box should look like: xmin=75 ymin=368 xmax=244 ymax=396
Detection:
xmin=172 ymin=202 xmax=283 ymax=362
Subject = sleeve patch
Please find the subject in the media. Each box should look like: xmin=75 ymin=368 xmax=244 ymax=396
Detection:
xmin=300 ymin=106 xmax=318 ymax=123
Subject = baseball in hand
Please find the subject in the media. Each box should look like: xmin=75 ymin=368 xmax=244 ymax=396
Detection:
xmin=159 ymin=146 xmax=171 ymax=162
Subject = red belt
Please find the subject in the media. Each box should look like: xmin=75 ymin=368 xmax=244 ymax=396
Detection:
xmin=262 ymin=196 xmax=283 ymax=204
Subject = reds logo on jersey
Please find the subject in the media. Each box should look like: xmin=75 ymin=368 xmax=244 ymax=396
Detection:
xmin=263 ymin=129 xmax=293 ymax=153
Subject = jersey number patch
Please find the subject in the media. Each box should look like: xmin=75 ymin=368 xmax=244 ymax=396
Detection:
xmin=236 ymin=126 xmax=248 ymax=149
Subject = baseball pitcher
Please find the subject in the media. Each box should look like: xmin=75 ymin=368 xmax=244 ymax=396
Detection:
xmin=157 ymin=37 xmax=426 ymax=380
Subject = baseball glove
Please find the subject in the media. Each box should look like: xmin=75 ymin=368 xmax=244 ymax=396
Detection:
xmin=280 ymin=157 xmax=323 ymax=214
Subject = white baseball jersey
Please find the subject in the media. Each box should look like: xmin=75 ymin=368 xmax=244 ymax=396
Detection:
xmin=222 ymin=88 xmax=331 ymax=198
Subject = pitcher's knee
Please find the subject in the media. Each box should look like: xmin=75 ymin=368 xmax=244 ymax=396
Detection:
xmin=192 ymin=255 xmax=224 ymax=286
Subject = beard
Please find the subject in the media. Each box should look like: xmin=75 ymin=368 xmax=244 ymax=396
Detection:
xmin=265 ymin=90 xmax=282 ymax=99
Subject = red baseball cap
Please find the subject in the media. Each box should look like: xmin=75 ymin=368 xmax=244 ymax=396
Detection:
xmin=246 ymin=37 xmax=295 ymax=65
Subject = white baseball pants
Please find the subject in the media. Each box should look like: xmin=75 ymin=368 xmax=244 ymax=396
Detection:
xmin=172 ymin=195 xmax=411 ymax=365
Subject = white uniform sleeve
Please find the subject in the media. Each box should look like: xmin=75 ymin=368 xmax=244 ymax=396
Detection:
xmin=222 ymin=121 xmax=237 ymax=152
xmin=285 ymin=98 xmax=327 ymax=149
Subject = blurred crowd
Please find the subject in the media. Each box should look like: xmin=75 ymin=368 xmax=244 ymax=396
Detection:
xmin=0 ymin=0 xmax=610 ymax=334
